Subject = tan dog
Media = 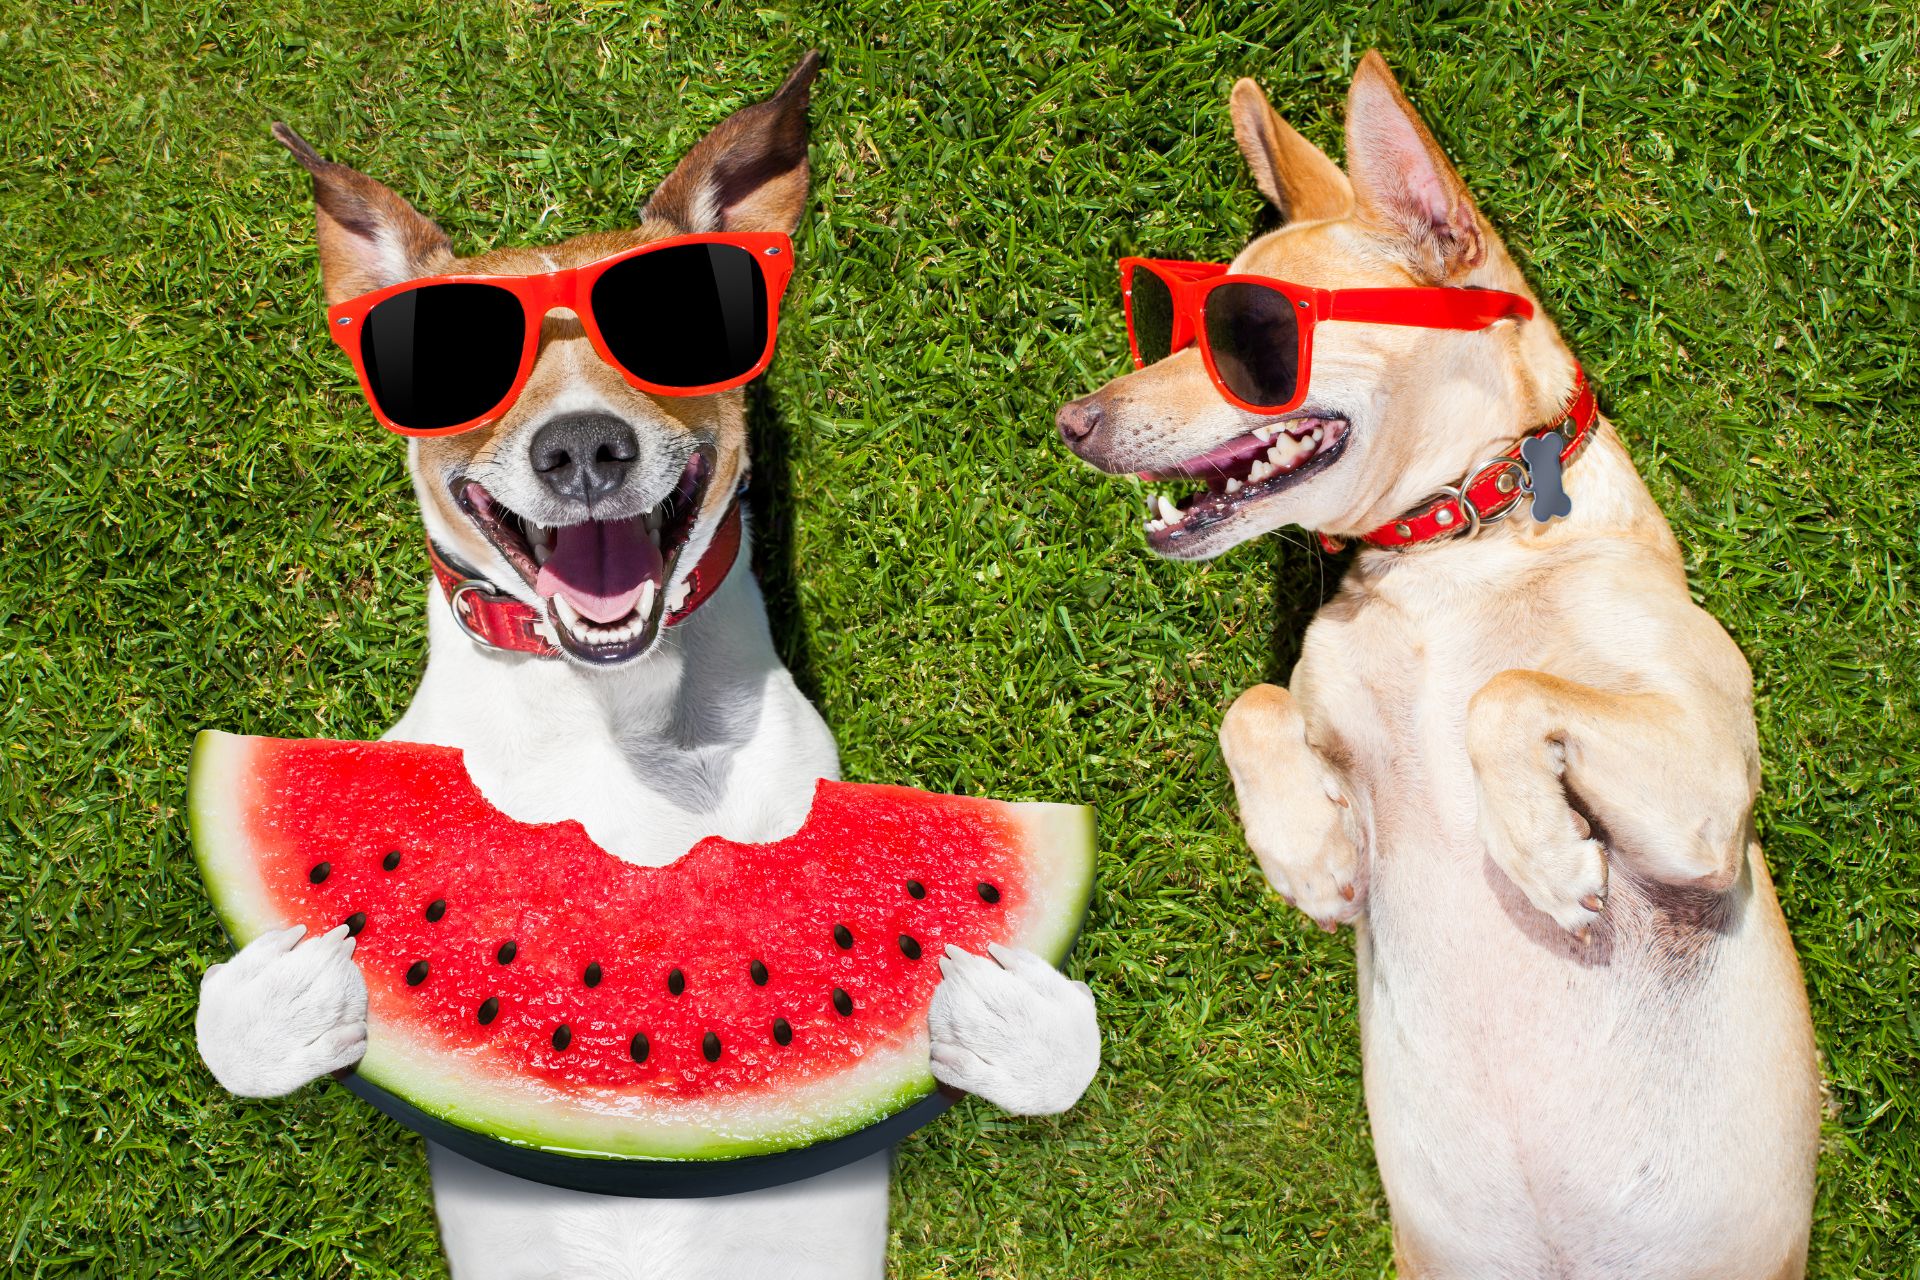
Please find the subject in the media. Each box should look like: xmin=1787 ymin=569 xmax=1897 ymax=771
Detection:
xmin=1058 ymin=52 xmax=1818 ymax=1279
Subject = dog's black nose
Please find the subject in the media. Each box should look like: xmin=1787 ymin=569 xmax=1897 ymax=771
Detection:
xmin=1056 ymin=397 xmax=1103 ymax=445
xmin=529 ymin=413 xmax=640 ymax=502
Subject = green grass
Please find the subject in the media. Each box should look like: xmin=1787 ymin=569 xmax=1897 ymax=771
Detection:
xmin=2 ymin=0 xmax=1915 ymax=1275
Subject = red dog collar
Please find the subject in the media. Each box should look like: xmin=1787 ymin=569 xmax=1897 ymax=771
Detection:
xmin=1321 ymin=366 xmax=1596 ymax=553
xmin=428 ymin=501 xmax=744 ymax=659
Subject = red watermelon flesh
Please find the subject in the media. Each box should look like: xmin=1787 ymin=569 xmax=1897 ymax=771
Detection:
xmin=190 ymin=732 xmax=1093 ymax=1164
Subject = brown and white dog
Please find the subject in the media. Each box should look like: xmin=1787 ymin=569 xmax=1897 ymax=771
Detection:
xmin=196 ymin=57 xmax=1100 ymax=1278
xmin=1058 ymin=52 xmax=1818 ymax=1279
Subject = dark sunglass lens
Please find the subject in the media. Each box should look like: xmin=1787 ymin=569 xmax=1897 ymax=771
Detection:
xmin=1204 ymin=282 xmax=1301 ymax=408
xmin=360 ymin=284 xmax=525 ymax=432
xmin=1128 ymin=269 xmax=1175 ymax=363
xmin=591 ymin=244 xmax=769 ymax=389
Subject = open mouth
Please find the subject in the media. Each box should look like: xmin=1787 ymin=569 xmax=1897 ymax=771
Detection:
xmin=453 ymin=452 xmax=713 ymax=664
xmin=1140 ymin=414 xmax=1349 ymax=549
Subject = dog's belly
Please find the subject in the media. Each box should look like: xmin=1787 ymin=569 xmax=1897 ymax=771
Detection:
xmin=1356 ymin=824 xmax=1816 ymax=1279
xmin=428 ymin=1143 xmax=891 ymax=1280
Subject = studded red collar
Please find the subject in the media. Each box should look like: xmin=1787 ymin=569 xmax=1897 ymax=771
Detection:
xmin=427 ymin=501 xmax=744 ymax=659
xmin=1320 ymin=366 xmax=1597 ymax=553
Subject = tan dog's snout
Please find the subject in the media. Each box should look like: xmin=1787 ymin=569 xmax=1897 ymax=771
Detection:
xmin=1055 ymin=393 xmax=1118 ymax=471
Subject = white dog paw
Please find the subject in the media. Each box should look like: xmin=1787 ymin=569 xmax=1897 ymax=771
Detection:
xmin=197 ymin=924 xmax=368 ymax=1098
xmin=926 ymin=943 xmax=1099 ymax=1116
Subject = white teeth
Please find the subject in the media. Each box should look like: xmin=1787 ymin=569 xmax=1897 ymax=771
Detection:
xmin=1252 ymin=425 xmax=1275 ymax=442
xmin=635 ymin=580 xmax=658 ymax=620
xmin=1146 ymin=518 xmax=1166 ymax=533
xmin=1312 ymin=427 xmax=1324 ymax=442
xmin=1225 ymin=477 xmax=1243 ymax=494
xmin=1157 ymin=495 xmax=1182 ymax=523
xmin=549 ymin=591 xmax=658 ymax=647
xmin=1249 ymin=459 xmax=1272 ymax=482
xmin=666 ymin=580 xmax=690 ymax=612
xmin=527 ymin=524 xmax=554 ymax=566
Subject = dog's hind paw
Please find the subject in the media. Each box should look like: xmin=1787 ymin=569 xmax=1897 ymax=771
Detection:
xmin=927 ymin=944 xmax=1099 ymax=1116
xmin=197 ymin=923 xmax=368 ymax=1098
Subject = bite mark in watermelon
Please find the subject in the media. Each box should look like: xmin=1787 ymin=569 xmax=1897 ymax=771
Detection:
xmin=190 ymin=732 xmax=1093 ymax=1192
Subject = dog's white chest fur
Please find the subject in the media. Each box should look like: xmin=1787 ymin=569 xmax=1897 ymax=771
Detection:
xmin=394 ymin=575 xmax=841 ymax=862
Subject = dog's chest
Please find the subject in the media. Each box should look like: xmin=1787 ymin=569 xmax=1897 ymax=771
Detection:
xmin=393 ymin=612 xmax=841 ymax=864
xmin=1298 ymin=592 xmax=1504 ymax=846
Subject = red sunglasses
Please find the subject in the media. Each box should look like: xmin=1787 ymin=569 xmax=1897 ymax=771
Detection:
xmin=1120 ymin=257 xmax=1534 ymax=415
xmin=326 ymin=231 xmax=796 ymax=437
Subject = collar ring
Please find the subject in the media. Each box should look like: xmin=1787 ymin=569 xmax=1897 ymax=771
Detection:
xmin=446 ymin=577 xmax=519 ymax=650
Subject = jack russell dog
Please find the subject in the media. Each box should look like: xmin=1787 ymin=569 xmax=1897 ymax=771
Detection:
xmin=196 ymin=54 xmax=1100 ymax=1279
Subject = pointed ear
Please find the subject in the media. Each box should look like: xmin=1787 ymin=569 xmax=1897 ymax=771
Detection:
xmin=1342 ymin=51 xmax=1485 ymax=282
xmin=271 ymin=123 xmax=453 ymax=305
xmin=644 ymin=51 xmax=820 ymax=235
xmin=1230 ymin=78 xmax=1351 ymax=222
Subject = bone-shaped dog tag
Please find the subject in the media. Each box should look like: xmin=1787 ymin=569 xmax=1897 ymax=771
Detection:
xmin=1519 ymin=432 xmax=1572 ymax=523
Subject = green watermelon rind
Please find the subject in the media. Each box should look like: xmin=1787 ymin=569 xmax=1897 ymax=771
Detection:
xmin=189 ymin=730 xmax=1095 ymax=1164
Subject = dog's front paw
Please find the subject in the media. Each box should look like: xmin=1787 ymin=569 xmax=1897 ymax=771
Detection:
xmin=197 ymin=924 xmax=368 ymax=1098
xmin=1221 ymin=685 xmax=1364 ymax=931
xmin=1477 ymin=805 xmax=1610 ymax=935
xmin=926 ymin=944 xmax=1098 ymax=1116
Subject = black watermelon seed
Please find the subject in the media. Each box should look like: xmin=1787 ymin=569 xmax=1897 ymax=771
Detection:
xmin=583 ymin=962 xmax=602 ymax=988
xmin=833 ymin=924 xmax=854 ymax=950
xmin=906 ymin=879 xmax=926 ymax=899
xmin=496 ymin=940 xmax=517 ymax=965
xmin=552 ymin=1024 xmax=572 ymax=1051
xmin=703 ymin=1031 xmax=722 ymax=1062
xmin=476 ymin=997 xmax=499 ymax=1025
xmin=343 ymin=911 xmax=367 ymax=937
xmin=750 ymin=959 xmax=768 ymax=986
xmin=772 ymin=1017 xmax=793 ymax=1046
xmin=425 ymin=898 xmax=447 ymax=922
xmin=382 ymin=851 xmax=401 ymax=871
xmin=667 ymin=967 xmax=686 ymax=996
xmin=831 ymin=987 xmax=853 ymax=1017
xmin=406 ymin=960 xmax=429 ymax=986
xmin=897 ymin=934 xmax=922 ymax=960
xmin=629 ymin=1032 xmax=650 ymax=1064
xmin=309 ymin=862 xmax=331 ymax=884
xmin=977 ymin=881 xmax=1001 ymax=904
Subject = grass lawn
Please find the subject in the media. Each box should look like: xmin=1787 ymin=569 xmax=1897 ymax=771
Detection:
xmin=3 ymin=0 xmax=1916 ymax=1274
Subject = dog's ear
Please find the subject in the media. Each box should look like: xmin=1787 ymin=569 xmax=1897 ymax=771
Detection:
xmin=1230 ymin=78 xmax=1351 ymax=222
xmin=1342 ymin=51 xmax=1486 ymax=283
xmin=271 ymin=123 xmax=455 ymax=305
xmin=644 ymin=51 xmax=820 ymax=235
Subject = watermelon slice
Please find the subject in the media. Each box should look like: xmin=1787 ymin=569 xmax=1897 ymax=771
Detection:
xmin=189 ymin=732 xmax=1093 ymax=1196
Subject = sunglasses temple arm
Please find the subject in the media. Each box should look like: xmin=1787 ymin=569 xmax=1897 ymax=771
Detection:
xmin=1323 ymin=288 xmax=1535 ymax=328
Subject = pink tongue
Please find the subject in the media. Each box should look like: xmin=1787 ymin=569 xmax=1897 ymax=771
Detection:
xmin=534 ymin=517 xmax=662 ymax=624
